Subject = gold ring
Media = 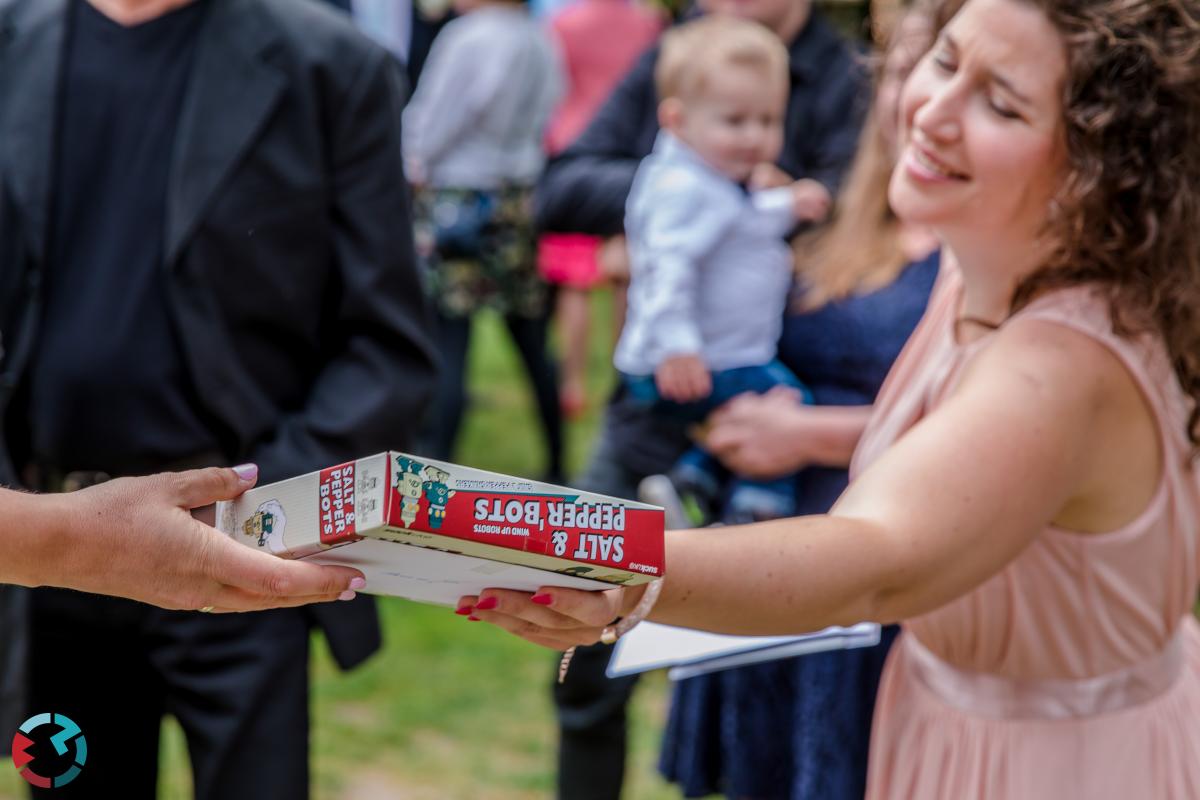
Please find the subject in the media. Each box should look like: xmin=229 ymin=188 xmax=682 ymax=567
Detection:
xmin=198 ymin=606 xmax=215 ymax=614
xmin=600 ymin=626 xmax=618 ymax=646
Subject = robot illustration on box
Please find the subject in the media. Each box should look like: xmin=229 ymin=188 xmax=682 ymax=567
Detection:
xmin=393 ymin=455 xmax=426 ymax=528
xmin=421 ymin=465 xmax=454 ymax=529
xmin=243 ymin=499 xmax=287 ymax=554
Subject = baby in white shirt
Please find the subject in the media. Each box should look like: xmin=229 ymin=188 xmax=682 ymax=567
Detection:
xmin=614 ymin=16 xmax=828 ymax=523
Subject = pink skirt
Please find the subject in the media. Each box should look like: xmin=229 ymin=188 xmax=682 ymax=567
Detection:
xmin=866 ymin=619 xmax=1200 ymax=799
xmin=537 ymin=233 xmax=602 ymax=289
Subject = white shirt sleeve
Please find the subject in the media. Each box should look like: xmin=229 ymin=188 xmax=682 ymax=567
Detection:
xmin=752 ymin=186 xmax=800 ymax=238
xmin=627 ymin=167 xmax=740 ymax=364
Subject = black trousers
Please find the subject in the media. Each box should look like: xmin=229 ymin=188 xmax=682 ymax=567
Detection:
xmin=554 ymin=643 xmax=639 ymax=800
xmin=553 ymin=419 xmax=651 ymax=800
xmin=28 ymin=589 xmax=310 ymax=800
xmin=423 ymin=309 xmax=564 ymax=480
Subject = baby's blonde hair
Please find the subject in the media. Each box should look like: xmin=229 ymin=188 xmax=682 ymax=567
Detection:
xmin=654 ymin=16 xmax=789 ymax=103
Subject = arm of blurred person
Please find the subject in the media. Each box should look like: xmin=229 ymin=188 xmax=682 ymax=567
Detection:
xmin=748 ymin=162 xmax=795 ymax=191
xmin=597 ymin=233 xmax=630 ymax=283
xmin=0 ymin=467 xmax=365 ymax=612
xmin=534 ymin=47 xmax=660 ymax=236
xmin=791 ymin=178 xmax=832 ymax=224
xmin=249 ymin=48 xmax=439 ymax=482
xmin=702 ymin=388 xmax=873 ymax=478
xmin=656 ymin=353 xmax=711 ymax=403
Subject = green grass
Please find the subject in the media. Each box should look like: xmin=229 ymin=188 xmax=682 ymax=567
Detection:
xmin=0 ymin=289 xmax=684 ymax=799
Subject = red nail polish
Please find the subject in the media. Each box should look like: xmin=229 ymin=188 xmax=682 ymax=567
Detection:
xmin=468 ymin=615 xmax=481 ymax=621
xmin=531 ymin=593 xmax=553 ymax=606
xmin=455 ymin=605 xmax=473 ymax=616
xmin=474 ymin=596 xmax=498 ymax=611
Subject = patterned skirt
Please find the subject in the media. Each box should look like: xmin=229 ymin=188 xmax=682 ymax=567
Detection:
xmin=413 ymin=185 xmax=549 ymax=319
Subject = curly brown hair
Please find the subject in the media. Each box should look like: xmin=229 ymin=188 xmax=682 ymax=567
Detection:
xmin=1008 ymin=0 xmax=1200 ymax=448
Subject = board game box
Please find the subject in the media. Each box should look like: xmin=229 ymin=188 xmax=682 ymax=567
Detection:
xmin=216 ymin=452 xmax=665 ymax=606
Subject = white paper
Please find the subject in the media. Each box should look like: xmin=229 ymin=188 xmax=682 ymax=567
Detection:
xmin=303 ymin=538 xmax=612 ymax=607
xmin=608 ymin=621 xmax=882 ymax=680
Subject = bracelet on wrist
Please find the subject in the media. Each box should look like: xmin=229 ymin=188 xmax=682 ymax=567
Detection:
xmin=558 ymin=580 xmax=662 ymax=684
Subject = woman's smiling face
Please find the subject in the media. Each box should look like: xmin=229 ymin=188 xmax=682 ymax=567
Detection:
xmin=888 ymin=0 xmax=1068 ymax=246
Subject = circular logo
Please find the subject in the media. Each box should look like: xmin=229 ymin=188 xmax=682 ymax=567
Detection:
xmin=11 ymin=713 xmax=87 ymax=789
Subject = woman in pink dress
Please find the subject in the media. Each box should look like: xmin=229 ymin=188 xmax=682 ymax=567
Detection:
xmin=461 ymin=0 xmax=1200 ymax=795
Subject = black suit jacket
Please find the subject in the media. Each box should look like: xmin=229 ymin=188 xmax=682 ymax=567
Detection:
xmin=0 ymin=0 xmax=438 ymax=731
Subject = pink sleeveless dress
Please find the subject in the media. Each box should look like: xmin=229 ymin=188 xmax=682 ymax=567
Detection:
xmin=852 ymin=265 xmax=1200 ymax=799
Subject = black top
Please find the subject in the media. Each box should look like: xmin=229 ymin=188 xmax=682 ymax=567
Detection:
xmin=28 ymin=0 xmax=219 ymax=474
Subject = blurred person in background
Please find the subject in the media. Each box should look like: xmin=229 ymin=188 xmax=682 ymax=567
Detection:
xmin=654 ymin=5 xmax=940 ymax=797
xmin=404 ymin=0 xmax=565 ymax=481
xmin=0 ymin=0 xmax=437 ymax=796
xmin=535 ymin=0 xmax=869 ymax=795
xmin=615 ymin=16 xmax=833 ymax=527
xmin=538 ymin=0 xmax=661 ymax=420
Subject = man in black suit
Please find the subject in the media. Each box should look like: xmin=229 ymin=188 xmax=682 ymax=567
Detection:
xmin=0 ymin=0 xmax=437 ymax=797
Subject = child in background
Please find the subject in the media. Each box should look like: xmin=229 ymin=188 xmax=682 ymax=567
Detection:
xmin=613 ymin=15 xmax=830 ymax=523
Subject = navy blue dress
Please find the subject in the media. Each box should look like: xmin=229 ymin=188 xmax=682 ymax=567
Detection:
xmin=659 ymin=250 xmax=940 ymax=799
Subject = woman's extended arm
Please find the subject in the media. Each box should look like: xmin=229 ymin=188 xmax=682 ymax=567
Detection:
xmin=464 ymin=317 xmax=1160 ymax=647
xmin=1 ymin=467 xmax=365 ymax=612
